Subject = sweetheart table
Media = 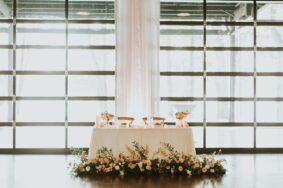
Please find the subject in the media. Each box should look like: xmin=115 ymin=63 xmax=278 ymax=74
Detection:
xmin=88 ymin=128 xmax=196 ymax=160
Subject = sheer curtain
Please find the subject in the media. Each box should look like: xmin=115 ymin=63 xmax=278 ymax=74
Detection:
xmin=115 ymin=0 xmax=160 ymax=119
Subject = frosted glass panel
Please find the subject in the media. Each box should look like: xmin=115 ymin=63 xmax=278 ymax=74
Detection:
xmin=207 ymin=51 xmax=253 ymax=72
xmin=0 ymin=101 xmax=13 ymax=122
xmin=0 ymin=23 xmax=12 ymax=45
xmin=17 ymin=23 xmax=65 ymax=45
xmin=160 ymin=25 xmax=203 ymax=47
xmin=0 ymin=127 xmax=13 ymax=148
xmin=257 ymin=102 xmax=283 ymax=122
xmin=17 ymin=49 xmax=65 ymax=71
xmin=0 ymin=49 xmax=12 ymax=70
xmin=257 ymin=128 xmax=283 ymax=148
xmin=68 ymin=101 xmax=115 ymax=122
xmin=16 ymin=75 xmax=65 ymax=96
xmin=207 ymin=127 xmax=253 ymax=148
xmin=16 ymin=101 xmax=65 ymax=122
xmin=160 ymin=51 xmax=203 ymax=72
xmin=207 ymin=26 xmax=253 ymax=47
xmin=69 ymin=76 xmax=114 ymax=96
xmin=207 ymin=76 xmax=253 ymax=97
xmin=0 ymin=75 xmax=12 ymax=96
xmin=257 ymin=52 xmax=283 ymax=72
xmin=206 ymin=102 xmax=254 ymax=122
xmin=160 ymin=76 xmax=203 ymax=97
xmin=16 ymin=127 xmax=65 ymax=148
xmin=68 ymin=23 xmax=115 ymax=46
xmin=68 ymin=50 xmax=115 ymax=71
xmin=257 ymin=77 xmax=283 ymax=97
xmin=257 ymin=26 xmax=283 ymax=47
xmin=68 ymin=126 xmax=93 ymax=147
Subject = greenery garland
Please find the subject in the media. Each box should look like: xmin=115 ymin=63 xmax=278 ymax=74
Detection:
xmin=69 ymin=141 xmax=226 ymax=177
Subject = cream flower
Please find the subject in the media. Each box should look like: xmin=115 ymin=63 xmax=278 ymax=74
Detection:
xmin=85 ymin=166 xmax=91 ymax=172
xmin=119 ymin=171 xmax=125 ymax=176
xmin=202 ymin=167 xmax=207 ymax=173
xmin=178 ymin=166 xmax=183 ymax=172
xmin=171 ymin=168 xmax=174 ymax=174
xmin=115 ymin=165 xmax=120 ymax=171
xmin=146 ymin=165 xmax=152 ymax=171
xmin=210 ymin=169 xmax=215 ymax=173
xmin=186 ymin=170 xmax=192 ymax=176
xmin=138 ymin=162 xmax=143 ymax=169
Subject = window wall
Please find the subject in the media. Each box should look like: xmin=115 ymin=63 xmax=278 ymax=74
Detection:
xmin=1 ymin=0 xmax=283 ymax=151
xmin=160 ymin=0 xmax=283 ymax=150
xmin=0 ymin=0 xmax=115 ymax=149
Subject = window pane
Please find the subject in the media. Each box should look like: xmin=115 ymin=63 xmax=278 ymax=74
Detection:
xmin=16 ymin=101 xmax=65 ymax=122
xmin=257 ymin=102 xmax=283 ymax=122
xmin=68 ymin=23 xmax=115 ymax=46
xmin=17 ymin=0 xmax=65 ymax=19
xmin=207 ymin=1 xmax=253 ymax=22
xmin=68 ymin=49 xmax=115 ymax=71
xmin=16 ymin=127 xmax=65 ymax=148
xmin=257 ymin=128 xmax=283 ymax=148
xmin=160 ymin=0 xmax=203 ymax=21
xmin=257 ymin=52 xmax=283 ymax=72
xmin=192 ymin=127 xmax=203 ymax=148
xmin=207 ymin=51 xmax=253 ymax=72
xmin=0 ymin=49 xmax=12 ymax=70
xmin=160 ymin=101 xmax=203 ymax=122
xmin=160 ymin=76 xmax=203 ymax=97
xmin=257 ymin=2 xmax=283 ymax=22
xmin=206 ymin=102 xmax=254 ymax=122
xmin=206 ymin=76 xmax=253 ymax=98
xmin=0 ymin=23 xmax=12 ymax=45
xmin=69 ymin=0 xmax=114 ymax=20
xmin=68 ymin=126 xmax=93 ymax=147
xmin=206 ymin=26 xmax=253 ymax=47
xmin=0 ymin=127 xmax=13 ymax=148
xmin=207 ymin=127 xmax=253 ymax=148
xmin=0 ymin=0 xmax=13 ymax=19
xmin=0 ymin=75 xmax=12 ymax=96
xmin=257 ymin=77 xmax=283 ymax=97
xmin=68 ymin=75 xmax=114 ymax=96
xmin=160 ymin=51 xmax=203 ymax=72
xmin=0 ymin=101 xmax=13 ymax=122
xmin=160 ymin=25 xmax=203 ymax=47
xmin=257 ymin=26 xmax=283 ymax=47
xmin=17 ymin=49 xmax=65 ymax=71
xmin=17 ymin=23 xmax=65 ymax=45
xmin=68 ymin=101 xmax=115 ymax=122
xmin=16 ymin=75 xmax=65 ymax=96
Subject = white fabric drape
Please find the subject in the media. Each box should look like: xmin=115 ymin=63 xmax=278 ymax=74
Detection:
xmin=115 ymin=0 xmax=160 ymax=119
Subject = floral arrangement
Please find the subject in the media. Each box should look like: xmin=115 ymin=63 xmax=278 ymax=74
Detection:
xmin=69 ymin=142 xmax=226 ymax=177
xmin=100 ymin=111 xmax=114 ymax=125
xmin=175 ymin=111 xmax=189 ymax=120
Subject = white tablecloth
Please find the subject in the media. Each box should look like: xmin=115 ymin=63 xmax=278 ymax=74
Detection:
xmin=89 ymin=128 xmax=196 ymax=160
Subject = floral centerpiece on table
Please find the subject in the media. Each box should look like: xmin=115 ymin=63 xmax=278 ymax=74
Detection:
xmin=69 ymin=142 xmax=226 ymax=177
xmin=100 ymin=112 xmax=114 ymax=127
xmin=175 ymin=111 xmax=189 ymax=127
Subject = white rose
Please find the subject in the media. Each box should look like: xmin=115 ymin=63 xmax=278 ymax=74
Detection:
xmin=85 ymin=166 xmax=91 ymax=172
xmin=115 ymin=165 xmax=120 ymax=171
xmin=186 ymin=170 xmax=192 ymax=176
xmin=210 ymin=169 xmax=215 ymax=173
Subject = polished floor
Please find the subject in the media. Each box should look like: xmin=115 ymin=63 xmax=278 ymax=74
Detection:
xmin=1 ymin=154 xmax=283 ymax=188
